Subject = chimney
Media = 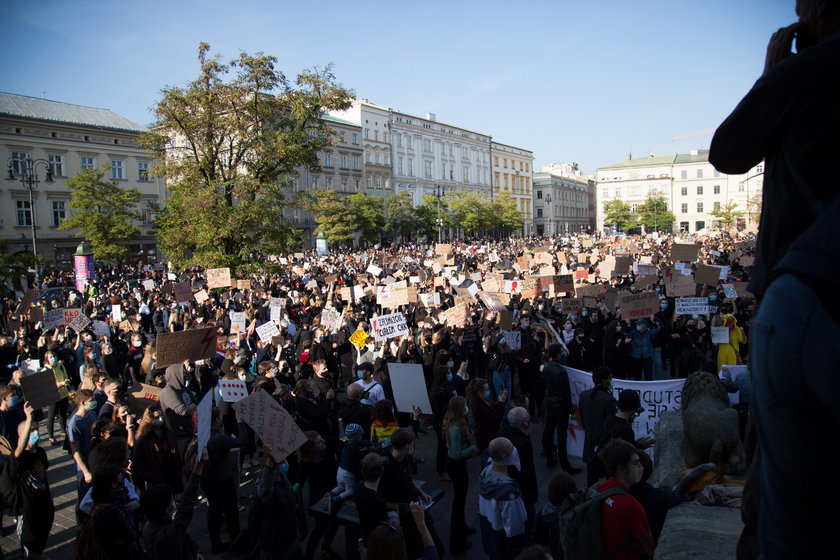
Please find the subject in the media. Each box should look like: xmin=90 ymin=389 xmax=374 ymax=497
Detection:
xmin=427 ymin=113 xmax=436 ymax=122
xmin=627 ymin=152 xmax=632 ymax=161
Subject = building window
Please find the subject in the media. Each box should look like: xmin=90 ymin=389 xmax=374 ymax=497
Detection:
xmin=631 ymin=203 xmax=639 ymax=213
xmin=424 ymin=139 xmax=432 ymax=152
xmin=364 ymin=129 xmax=369 ymax=140
xmin=537 ymin=190 xmax=543 ymax=199
xmin=325 ymin=177 xmax=332 ymax=188
xmin=367 ymin=176 xmax=372 ymax=189
xmin=697 ymin=185 xmax=704 ymax=195
xmin=397 ymin=157 xmax=403 ymax=175
xmin=312 ymin=176 xmax=318 ymax=188
xmin=385 ymin=154 xmax=390 ymax=165
xmin=697 ymin=202 xmax=704 ymax=212
xmin=680 ymin=170 xmax=687 ymax=179
xmin=352 ymin=133 xmax=359 ymax=144
xmin=375 ymin=154 xmax=380 ymax=164
xmin=340 ymin=155 xmax=348 ymax=168
xmin=697 ymin=169 xmax=704 ymax=178
xmin=631 ymin=187 xmax=640 ymax=196
xmin=341 ymin=180 xmax=347 ymax=192
xmin=353 ymin=156 xmax=360 ymax=170
xmin=713 ymin=170 xmax=720 ymax=177
xmin=738 ymin=182 xmax=745 ymax=192
xmin=355 ymin=179 xmax=360 ymax=192
xmin=52 ymin=200 xmax=67 ymax=226
xmin=463 ymin=166 xmax=470 ymax=183
xmin=680 ymin=187 xmax=687 ymax=196
xmin=714 ymin=201 xmax=721 ymax=212
xmin=407 ymin=157 xmax=414 ymax=176
xmin=365 ymin=153 xmax=371 ymax=163
xmin=713 ymin=184 xmax=720 ymax=194
xmin=601 ymin=188 xmax=608 ymax=198
xmin=16 ymin=200 xmax=32 ymax=226
xmin=80 ymin=156 xmax=95 ymax=170
xmin=406 ymin=136 xmax=413 ymax=149
xmin=324 ymin=153 xmax=332 ymax=167
xmin=537 ymin=208 xmax=543 ymax=218
xmin=424 ymin=160 xmax=432 ymax=178
xmin=695 ymin=220 xmax=705 ymax=231
xmin=503 ymin=158 xmax=508 ymax=169
xmin=374 ymin=130 xmax=379 ymax=141
xmin=110 ymin=160 xmax=124 ymax=180
xmin=138 ymin=161 xmax=150 ymax=181
xmin=48 ymin=154 xmax=65 ymax=177
xmin=376 ymin=176 xmax=382 ymax=189
xmin=383 ymin=132 xmax=387 ymax=142
xmin=756 ymin=164 xmax=763 ymax=173
xmin=614 ymin=189 xmax=621 ymax=197
xmin=10 ymin=151 xmax=29 ymax=175
xmin=494 ymin=156 xmax=499 ymax=167
xmin=681 ymin=203 xmax=688 ymax=213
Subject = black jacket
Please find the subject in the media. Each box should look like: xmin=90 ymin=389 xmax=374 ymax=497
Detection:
xmin=496 ymin=424 xmax=538 ymax=505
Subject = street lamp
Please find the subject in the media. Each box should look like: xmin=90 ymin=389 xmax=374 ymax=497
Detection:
xmin=8 ymin=156 xmax=53 ymax=284
xmin=545 ymin=194 xmax=551 ymax=236
xmin=434 ymin=185 xmax=446 ymax=243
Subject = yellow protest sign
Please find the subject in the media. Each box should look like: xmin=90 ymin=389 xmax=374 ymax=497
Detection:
xmin=349 ymin=328 xmax=369 ymax=348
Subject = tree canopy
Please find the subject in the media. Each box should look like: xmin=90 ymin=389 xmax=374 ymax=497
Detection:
xmin=710 ymin=200 xmax=745 ymax=230
xmin=58 ymin=166 xmax=142 ymax=263
xmin=602 ymin=199 xmax=635 ymax=232
xmin=139 ymin=42 xmax=353 ymax=272
xmin=309 ymin=190 xmax=385 ymax=245
xmin=637 ymin=190 xmax=675 ymax=232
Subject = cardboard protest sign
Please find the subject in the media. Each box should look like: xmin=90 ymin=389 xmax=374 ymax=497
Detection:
xmin=69 ymin=313 xmax=91 ymax=333
xmin=617 ymin=292 xmax=659 ymax=321
xmin=142 ymin=279 xmax=156 ymax=291
xmin=119 ymin=320 xmax=134 ymax=333
xmin=220 ymin=378 xmax=249 ymax=403
xmin=664 ymin=268 xmax=697 ymax=297
xmin=444 ymin=303 xmax=469 ymax=327
xmin=349 ymin=328 xmax=369 ymax=348
xmin=371 ymin=312 xmax=409 ymax=342
xmin=556 ymin=251 xmax=568 ymax=264
xmin=366 ymin=264 xmax=383 ymax=277
xmin=127 ymin=383 xmax=162 ymax=417
xmin=503 ymin=330 xmax=522 ymax=350
xmin=478 ymin=291 xmax=507 ymax=312
xmin=20 ymin=371 xmax=62 ymax=409
xmin=722 ymin=284 xmax=738 ymax=299
xmin=582 ymin=296 xmax=598 ymax=309
xmin=387 ymin=363 xmax=433 ymax=415
xmin=554 ymin=275 xmax=575 ymax=294
xmin=63 ymin=308 xmax=82 ymax=325
xmin=711 ymin=327 xmax=730 ymax=344
xmin=435 ymin=243 xmax=453 ymax=256
xmin=230 ymin=312 xmax=247 ymax=335
xmin=732 ymin=282 xmax=753 ymax=298
xmin=319 ymin=308 xmax=342 ymax=330
xmin=44 ymin=308 xmax=65 ymax=330
xmin=562 ymin=298 xmax=583 ymax=314
xmin=604 ymin=289 xmax=619 ymax=311
xmin=234 ymin=389 xmax=308 ymax=462
xmin=614 ymin=256 xmax=632 ymax=274
xmin=534 ymin=252 xmax=553 ymax=266
xmin=93 ymin=320 xmax=111 ymax=337
xmin=194 ymin=289 xmax=209 ymax=304
xmin=206 ymin=268 xmax=232 ymax=289
xmin=636 ymin=264 xmax=657 ymax=277
xmin=236 ymin=279 xmax=252 ymax=291
xmin=111 ymin=304 xmax=122 ymax=323
xmin=538 ymin=266 xmax=556 ymax=277
xmin=739 ymin=256 xmax=755 ymax=267
xmin=256 ymin=321 xmax=280 ymax=343
xmin=674 ymin=297 xmax=710 ymax=316
xmin=196 ymin=390 xmax=214 ymax=459
xmin=694 ymin=264 xmax=721 ymax=287
xmin=386 ymin=287 xmax=410 ymax=308
xmin=670 ymin=243 xmax=699 ymax=262
xmin=156 ymin=326 xmax=217 ymax=367
xmin=575 ymin=283 xmax=603 ymax=298
xmin=420 ymin=292 xmax=440 ymax=307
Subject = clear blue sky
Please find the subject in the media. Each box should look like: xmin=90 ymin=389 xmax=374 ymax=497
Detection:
xmin=0 ymin=0 xmax=793 ymax=174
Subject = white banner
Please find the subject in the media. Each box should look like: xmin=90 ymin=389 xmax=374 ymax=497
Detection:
xmin=674 ymin=297 xmax=710 ymax=316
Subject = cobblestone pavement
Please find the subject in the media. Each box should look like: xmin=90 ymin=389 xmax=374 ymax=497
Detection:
xmin=1 ymin=413 xmax=586 ymax=560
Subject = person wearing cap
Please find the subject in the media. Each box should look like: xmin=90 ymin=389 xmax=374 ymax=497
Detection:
xmin=353 ymin=361 xmax=384 ymax=406
xmin=589 ymin=389 xmax=654 ymax=484
xmin=329 ymin=423 xmax=370 ymax=508
xmin=478 ymin=437 xmax=528 ymax=560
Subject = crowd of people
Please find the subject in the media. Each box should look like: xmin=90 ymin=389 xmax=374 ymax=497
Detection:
xmin=0 ymin=229 xmax=758 ymax=560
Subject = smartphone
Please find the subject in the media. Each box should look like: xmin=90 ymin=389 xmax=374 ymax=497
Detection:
xmin=795 ymin=23 xmax=817 ymax=53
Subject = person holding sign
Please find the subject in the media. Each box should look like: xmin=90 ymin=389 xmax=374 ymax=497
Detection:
xmin=42 ymin=349 xmax=70 ymax=445
xmin=714 ymin=314 xmax=745 ymax=372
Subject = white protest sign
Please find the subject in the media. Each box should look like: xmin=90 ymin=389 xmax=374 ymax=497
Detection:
xmin=256 ymin=321 xmax=280 ymax=342
xmin=370 ymin=312 xmax=409 ymax=342
xmin=111 ymin=304 xmax=122 ymax=323
xmin=719 ymin=365 xmax=749 ymax=404
xmin=63 ymin=308 xmax=82 ymax=325
xmin=722 ymin=284 xmax=738 ymax=299
xmin=194 ymin=289 xmax=209 ymax=304
xmin=20 ymin=359 xmax=41 ymax=376
xmin=270 ymin=306 xmax=283 ymax=322
xmin=320 ymin=308 xmax=341 ymax=330
xmin=366 ymin=264 xmax=383 ymax=277
xmin=503 ymin=330 xmax=522 ymax=350
xmin=143 ymin=279 xmax=156 ymax=291
xmin=69 ymin=313 xmax=91 ymax=333
xmin=478 ymin=291 xmax=507 ymax=312
xmin=674 ymin=297 xmax=710 ymax=316
xmin=269 ymin=297 xmax=285 ymax=309
xmin=230 ymin=312 xmax=247 ymax=335
xmin=206 ymin=267 xmax=232 ymax=289
xmin=219 ymin=378 xmax=249 ymax=403
xmin=387 ymin=363 xmax=433 ymax=415
xmin=233 ymin=389 xmax=308 ymax=462
xmin=419 ymin=292 xmax=440 ymax=307
xmin=196 ymin=389 xmax=214 ymax=459
xmin=93 ymin=320 xmax=111 ymax=337
xmin=44 ymin=308 xmax=65 ymax=330
xmin=711 ymin=327 xmax=730 ymax=344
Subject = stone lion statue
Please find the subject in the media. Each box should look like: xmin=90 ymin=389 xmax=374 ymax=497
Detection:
xmin=681 ymin=371 xmax=746 ymax=474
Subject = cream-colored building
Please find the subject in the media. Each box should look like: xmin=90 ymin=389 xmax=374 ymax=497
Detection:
xmin=1 ymin=92 xmax=164 ymax=267
xmin=595 ymin=150 xmax=762 ymax=233
xmin=533 ymin=163 xmax=594 ymax=235
xmin=491 ymin=141 xmax=534 ymax=235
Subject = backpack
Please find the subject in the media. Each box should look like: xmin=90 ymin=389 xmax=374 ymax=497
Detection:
xmin=558 ymin=483 xmax=630 ymax=560
xmin=74 ymin=504 xmax=111 ymax=560
xmin=361 ymin=381 xmax=379 ymax=401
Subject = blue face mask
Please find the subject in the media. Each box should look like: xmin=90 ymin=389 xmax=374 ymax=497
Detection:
xmin=9 ymin=396 xmax=20 ymax=407
xmin=484 ymin=390 xmax=491 ymax=400
xmin=581 ymin=311 xmax=588 ymax=317
xmin=709 ymin=295 xmax=717 ymax=302
xmin=28 ymin=431 xmax=40 ymax=446
xmin=279 ymin=462 xmax=289 ymax=475
xmin=446 ymin=373 xmax=453 ymax=383
xmin=357 ymin=371 xmax=365 ymax=380
xmin=660 ymin=304 xmax=668 ymax=310
xmin=153 ymin=419 xmax=164 ymax=427
xmin=636 ymin=325 xmax=644 ymax=333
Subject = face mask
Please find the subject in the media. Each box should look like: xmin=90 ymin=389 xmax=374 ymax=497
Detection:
xmin=484 ymin=390 xmax=491 ymax=400
xmin=121 ymin=313 xmax=128 ymax=319
xmin=570 ymin=315 xmax=578 ymax=321
xmin=628 ymin=463 xmax=644 ymax=485
xmin=564 ymin=324 xmax=573 ymax=331
xmin=153 ymin=419 xmax=164 ymax=428
xmin=86 ymin=401 xmax=98 ymax=412
xmin=28 ymin=431 xmax=40 ymax=445
xmin=493 ymin=447 xmax=521 ymax=470
xmin=660 ymin=304 xmax=668 ymax=310
xmin=446 ymin=373 xmax=454 ymax=383
xmin=9 ymin=396 xmax=21 ymax=407
xmin=234 ymin=356 xmax=241 ymax=364
xmin=521 ymin=322 xmax=529 ymax=329
xmin=636 ymin=325 xmax=644 ymax=333
xmin=279 ymin=462 xmax=290 ymax=475
xmin=581 ymin=311 xmax=588 ymax=317
xmin=616 ymin=325 xmax=623 ymax=332
xmin=49 ymin=357 xmax=58 ymax=365
xmin=357 ymin=371 xmax=365 ymax=380
xmin=447 ymin=361 xmax=454 ymax=369
xmin=709 ymin=295 xmax=717 ymax=302
xmin=133 ymin=340 xmax=142 ymax=348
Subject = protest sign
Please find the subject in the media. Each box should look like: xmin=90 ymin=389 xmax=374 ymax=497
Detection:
xmin=127 ymin=383 xmax=162 ymax=417
xmin=366 ymin=264 xmax=383 ymax=276
xmin=498 ymin=310 xmax=513 ymax=330
xmin=69 ymin=313 xmax=91 ymax=333
xmin=582 ymin=296 xmax=598 ymax=309
xmin=371 ymin=312 xmax=409 ymax=342
xmin=719 ymin=365 xmax=749 ymax=404
xmin=575 ymin=283 xmax=603 ymax=298
xmin=554 ymin=275 xmax=575 ymax=294
xmin=236 ymin=279 xmax=252 ymax=291
xmin=386 ymin=287 xmax=410 ymax=308
xmin=739 ymin=256 xmax=755 ymax=267
xmin=614 ymin=256 xmax=632 ymax=274
xmin=44 ymin=308 xmax=65 ymax=330
xmin=503 ymin=330 xmax=522 ymax=350
xmin=534 ymin=252 xmax=553 ymax=266
xmin=711 ymin=327 xmax=730 ymax=344
xmin=349 ymin=328 xmax=369 ymax=348
xmin=156 ymin=326 xmax=217 ymax=367
xmin=63 ymin=308 xmax=82 ymax=325
xmin=636 ymin=264 xmax=657 ymax=277
xmin=172 ymin=281 xmax=193 ymax=304
xmin=538 ymin=266 xmax=556 ymax=277
xmin=93 ymin=320 xmax=111 ymax=337
xmin=111 ymin=304 xmax=122 ymax=323
xmin=674 ymin=297 xmax=710 ymax=316
xmin=419 ymin=291 xmax=441 ymax=308
xmin=387 ymin=363 xmax=433 ymax=414
xmin=142 ymin=279 xmax=156 ymax=291
xmin=435 ymin=243 xmax=453 ymax=256
xmin=722 ymin=284 xmax=738 ymax=299
xmin=617 ymin=292 xmax=659 ymax=321
xmin=220 ymin=378 xmax=249 ymax=403
xmin=256 ymin=321 xmax=280 ymax=343
xmin=319 ymin=308 xmax=342 ymax=330
xmin=230 ymin=312 xmax=247 ymax=335
xmin=670 ymin=243 xmax=699 ymax=262
xmin=503 ymin=280 xmax=520 ymax=294
xmin=339 ymin=287 xmax=353 ymax=301
xmin=206 ymin=267 xmax=232 ymax=289
xmin=732 ymin=282 xmax=753 ymax=298
xmin=196 ymin=390 xmax=214 ymax=459
xmin=604 ymin=289 xmax=618 ymax=311
xmin=234 ymin=389 xmax=308 ymax=462
xmin=119 ymin=320 xmax=134 ymax=333
xmin=20 ymin=371 xmax=62 ymax=409
xmin=665 ymin=268 xmax=696 ymax=297
xmin=194 ymin=289 xmax=209 ymax=304
xmin=444 ymin=303 xmax=469 ymax=327
xmin=562 ymin=298 xmax=583 ymax=314
xmin=19 ymin=359 xmax=41 ymax=376
xmin=270 ymin=306 xmax=282 ymax=322
xmin=694 ymin=263 xmax=721 ymax=286
xmin=478 ymin=291 xmax=507 ymax=312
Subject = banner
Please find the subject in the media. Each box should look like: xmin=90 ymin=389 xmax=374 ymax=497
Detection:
xmin=371 ymin=312 xmax=409 ymax=342
xmin=566 ymin=367 xmax=685 ymax=459
xmin=674 ymin=297 xmax=710 ymax=316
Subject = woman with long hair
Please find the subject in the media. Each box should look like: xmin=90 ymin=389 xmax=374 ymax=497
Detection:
xmin=466 ymin=378 xmax=507 ymax=453
xmin=42 ymin=349 xmax=70 ymax=445
xmin=443 ymin=395 xmax=477 ymax=554
xmin=110 ymin=403 xmax=136 ymax=448
xmin=131 ymin=405 xmax=183 ymax=492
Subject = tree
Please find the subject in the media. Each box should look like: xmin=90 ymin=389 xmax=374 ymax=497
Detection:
xmin=710 ymin=200 xmax=745 ymax=231
xmin=350 ymin=193 xmax=386 ymax=245
xmin=310 ymin=191 xmax=385 ymax=245
xmin=446 ymin=192 xmax=488 ymax=236
xmin=603 ymin=199 xmax=635 ymax=232
xmin=0 ymin=239 xmax=37 ymax=289
xmin=746 ymin=193 xmax=763 ymax=224
xmin=386 ymin=191 xmax=417 ymax=240
xmin=637 ymin=190 xmax=676 ymax=233
xmin=414 ymin=196 xmax=442 ymax=240
xmin=139 ymin=43 xmax=353 ymax=271
xmin=486 ymin=194 xmax=525 ymax=236
xmin=58 ymin=166 xmax=142 ymax=263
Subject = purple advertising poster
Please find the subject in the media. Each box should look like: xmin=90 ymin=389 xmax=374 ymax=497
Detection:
xmin=74 ymin=254 xmax=95 ymax=292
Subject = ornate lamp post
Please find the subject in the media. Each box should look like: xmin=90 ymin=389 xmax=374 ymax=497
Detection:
xmin=434 ymin=185 xmax=446 ymax=243
xmin=8 ymin=156 xmax=53 ymax=284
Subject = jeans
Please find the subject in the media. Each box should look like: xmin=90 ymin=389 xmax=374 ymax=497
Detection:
xmin=751 ymin=273 xmax=840 ymax=560
xmin=332 ymin=467 xmax=355 ymax=500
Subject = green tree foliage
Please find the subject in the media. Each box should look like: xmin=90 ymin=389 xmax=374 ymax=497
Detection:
xmin=310 ymin=190 xmax=385 ymax=245
xmin=710 ymin=200 xmax=745 ymax=230
xmin=637 ymin=190 xmax=676 ymax=232
xmin=486 ymin=194 xmax=525 ymax=235
xmin=58 ymin=166 xmax=141 ymax=263
xmin=446 ymin=192 xmax=488 ymax=236
xmin=602 ymin=199 xmax=635 ymax=232
xmin=0 ymin=239 xmax=37 ymax=289
xmin=386 ymin=191 xmax=416 ymax=240
xmin=746 ymin=193 xmax=762 ymax=224
xmin=139 ymin=43 xmax=353 ymax=271
xmin=414 ymin=195 xmax=444 ymax=240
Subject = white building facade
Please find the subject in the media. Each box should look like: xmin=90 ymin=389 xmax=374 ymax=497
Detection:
xmin=595 ymin=150 xmax=762 ymax=233
xmin=1 ymin=92 xmax=165 ymax=267
xmin=533 ymin=164 xmax=594 ymax=235
xmin=491 ymin=141 xmax=534 ymax=235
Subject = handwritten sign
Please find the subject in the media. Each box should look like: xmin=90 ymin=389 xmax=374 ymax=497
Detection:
xmin=127 ymin=383 xmax=162 ymax=417
xmin=562 ymin=298 xmax=583 ymax=314
xmin=349 ymin=328 xmax=369 ymax=348
xmin=234 ymin=389 xmax=308 ymax=462
xmin=419 ymin=292 xmax=440 ymax=307
xmin=503 ymin=330 xmax=521 ymax=350
xmin=554 ymin=275 xmax=575 ymax=294
xmin=674 ymin=297 xmax=710 ymax=316
xmin=371 ymin=312 xmax=409 ymax=342
xmin=711 ymin=327 xmax=730 ymax=344
xmin=320 ymin=308 xmax=342 ymax=330
xmin=174 ymin=281 xmax=193 ymax=303
xmin=93 ymin=320 xmax=111 ymax=337
xmin=155 ymin=326 xmax=217 ymax=367
xmin=435 ymin=243 xmax=452 ymax=256
xmin=194 ymin=289 xmax=209 ymax=304
xmin=478 ymin=291 xmax=507 ymax=312
xmin=230 ymin=312 xmax=247 ymax=335
xmin=721 ymin=284 xmax=738 ymax=300
xmin=69 ymin=313 xmax=91 ymax=333
xmin=206 ymin=268 xmax=232 ymax=289
xmin=366 ymin=264 xmax=383 ymax=277
xmin=617 ymin=292 xmax=659 ymax=321
xmin=63 ymin=308 xmax=82 ymax=325
xmin=220 ymin=378 xmax=249 ymax=403
xmin=44 ymin=308 xmax=65 ymax=330
xmin=256 ymin=321 xmax=280 ymax=343
xmin=444 ymin=303 xmax=469 ymax=327
xmin=142 ymin=279 xmax=156 ymax=291
xmin=236 ymin=279 xmax=252 ymax=291
xmin=20 ymin=371 xmax=62 ymax=409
